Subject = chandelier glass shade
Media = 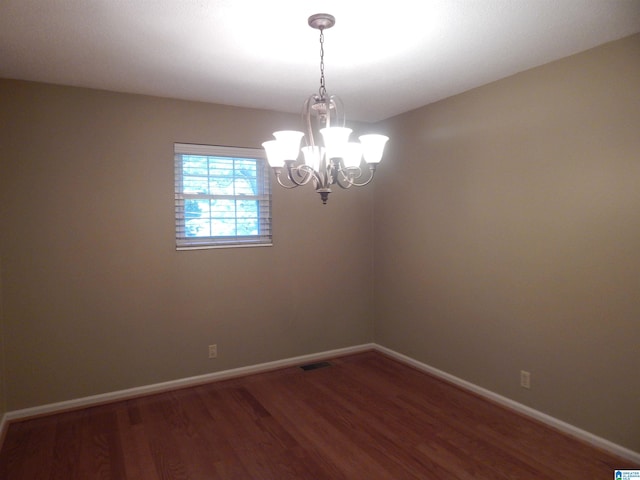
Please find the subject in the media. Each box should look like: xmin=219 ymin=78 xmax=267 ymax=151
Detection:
xmin=262 ymin=13 xmax=389 ymax=204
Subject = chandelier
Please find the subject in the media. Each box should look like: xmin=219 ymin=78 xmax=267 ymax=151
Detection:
xmin=262 ymin=13 xmax=389 ymax=204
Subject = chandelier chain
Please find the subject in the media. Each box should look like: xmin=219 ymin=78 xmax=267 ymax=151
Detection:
xmin=318 ymin=28 xmax=326 ymax=99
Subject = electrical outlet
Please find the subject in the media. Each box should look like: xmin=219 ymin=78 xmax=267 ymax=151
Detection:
xmin=208 ymin=344 xmax=217 ymax=359
xmin=520 ymin=370 xmax=531 ymax=389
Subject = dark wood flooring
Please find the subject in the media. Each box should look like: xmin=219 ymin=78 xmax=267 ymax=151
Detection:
xmin=0 ymin=351 xmax=635 ymax=479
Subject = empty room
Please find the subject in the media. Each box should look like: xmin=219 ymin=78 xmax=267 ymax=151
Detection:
xmin=1 ymin=1 xmax=639 ymax=478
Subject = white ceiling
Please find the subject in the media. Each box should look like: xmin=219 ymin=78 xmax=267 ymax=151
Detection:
xmin=1 ymin=1 xmax=639 ymax=122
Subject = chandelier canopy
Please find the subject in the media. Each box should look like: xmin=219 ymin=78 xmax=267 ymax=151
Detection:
xmin=262 ymin=13 xmax=389 ymax=204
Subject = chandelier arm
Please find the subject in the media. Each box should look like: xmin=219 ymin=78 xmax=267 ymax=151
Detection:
xmin=335 ymin=176 xmax=354 ymax=189
xmin=330 ymin=95 xmax=345 ymax=127
xmin=335 ymin=165 xmax=377 ymax=188
xmin=350 ymin=165 xmax=378 ymax=187
xmin=287 ymin=163 xmax=318 ymax=187
xmin=274 ymin=169 xmax=302 ymax=189
xmin=274 ymin=166 xmax=318 ymax=189
xmin=302 ymin=96 xmax=316 ymax=146
xmin=334 ymin=167 xmax=357 ymax=189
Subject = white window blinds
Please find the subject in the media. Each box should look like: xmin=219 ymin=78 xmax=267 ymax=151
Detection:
xmin=174 ymin=143 xmax=272 ymax=249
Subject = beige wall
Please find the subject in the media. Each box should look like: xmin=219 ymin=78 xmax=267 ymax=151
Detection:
xmin=0 ymin=80 xmax=375 ymax=410
xmin=374 ymin=33 xmax=640 ymax=452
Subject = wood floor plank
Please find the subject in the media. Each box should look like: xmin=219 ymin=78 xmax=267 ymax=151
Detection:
xmin=248 ymin=371 xmax=396 ymax=479
xmin=116 ymin=405 xmax=160 ymax=480
xmin=273 ymin=369 xmax=438 ymax=479
xmin=82 ymin=405 xmax=127 ymax=480
xmin=140 ymin=391 xmax=214 ymax=480
xmin=298 ymin=360 xmax=500 ymax=478
xmin=306 ymin=356 xmax=544 ymax=479
xmin=199 ymin=385 xmax=323 ymax=479
xmin=0 ymin=351 xmax=636 ymax=479
xmin=339 ymin=352 xmax=635 ymax=477
xmin=48 ymin=409 xmax=87 ymax=480
xmin=0 ymin=415 xmax=57 ymax=479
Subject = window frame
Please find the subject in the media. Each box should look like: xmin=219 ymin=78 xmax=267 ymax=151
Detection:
xmin=174 ymin=143 xmax=272 ymax=250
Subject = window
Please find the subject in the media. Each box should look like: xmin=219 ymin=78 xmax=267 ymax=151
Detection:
xmin=174 ymin=143 xmax=272 ymax=249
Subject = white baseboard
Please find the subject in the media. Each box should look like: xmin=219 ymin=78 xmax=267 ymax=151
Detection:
xmin=2 ymin=341 xmax=638 ymax=464
xmin=373 ymin=344 xmax=640 ymax=464
xmin=3 ymin=343 xmax=375 ymax=423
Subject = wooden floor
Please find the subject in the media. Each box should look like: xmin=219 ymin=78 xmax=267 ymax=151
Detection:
xmin=0 ymin=351 xmax=635 ymax=479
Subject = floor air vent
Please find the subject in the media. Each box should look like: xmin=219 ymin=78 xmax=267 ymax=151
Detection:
xmin=300 ymin=361 xmax=332 ymax=371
